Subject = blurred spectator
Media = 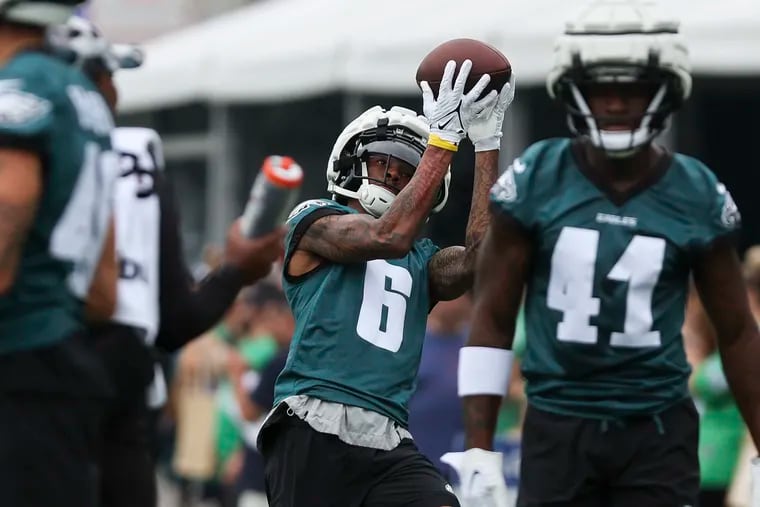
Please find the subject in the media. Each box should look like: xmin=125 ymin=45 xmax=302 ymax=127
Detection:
xmin=408 ymin=294 xmax=472 ymax=476
xmin=171 ymin=287 xmax=272 ymax=504
xmin=214 ymin=286 xmax=284 ymax=503
xmin=684 ymin=281 xmax=743 ymax=507
xmin=231 ymin=283 xmax=294 ymax=507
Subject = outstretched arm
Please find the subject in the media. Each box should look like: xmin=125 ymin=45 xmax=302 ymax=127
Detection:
xmin=693 ymin=238 xmax=760 ymax=451
xmin=155 ymin=175 xmax=283 ymax=353
xmin=463 ymin=209 xmax=532 ymax=450
xmin=297 ymin=147 xmax=454 ymax=263
xmin=427 ymin=76 xmax=515 ymax=301
xmin=427 ymin=150 xmax=498 ymax=301
xmin=295 ymin=60 xmax=498 ymax=267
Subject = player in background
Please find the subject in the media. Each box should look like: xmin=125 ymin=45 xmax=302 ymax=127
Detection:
xmin=0 ymin=1 xmax=121 ymax=506
xmin=48 ymin=16 xmax=285 ymax=507
xmin=257 ymin=60 xmax=514 ymax=507
xmin=443 ymin=1 xmax=760 ymax=506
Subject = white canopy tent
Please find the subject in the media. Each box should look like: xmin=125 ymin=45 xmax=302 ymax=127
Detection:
xmin=116 ymin=0 xmax=760 ymax=113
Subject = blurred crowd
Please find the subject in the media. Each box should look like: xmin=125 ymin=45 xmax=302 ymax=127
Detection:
xmin=149 ymin=244 xmax=760 ymax=507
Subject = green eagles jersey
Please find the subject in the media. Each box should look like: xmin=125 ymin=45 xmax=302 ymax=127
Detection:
xmin=0 ymin=51 xmax=116 ymax=353
xmin=275 ymin=199 xmax=440 ymax=426
xmin=490 ymin=138 xmax=740 ymax=418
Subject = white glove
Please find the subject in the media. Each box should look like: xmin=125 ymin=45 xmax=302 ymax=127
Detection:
xmin=467 ymin=74 xmax=516 ymax=152
xmin=421 ymin=60 xmax=493 ymax=150
xmin=751 ymin=456 xmax=760 ymax=507
xmin=441 ymin=448 xmax=509 ymax=507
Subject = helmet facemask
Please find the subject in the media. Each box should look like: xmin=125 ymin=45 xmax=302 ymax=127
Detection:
xmin=47 ymin=16 xmax=144 ymax=81
xmin=555 ymin=55 xmax=683 ymax=158
xmin=331 ymin=119 xmax=435 ymax=217
xmin=546 ymin=0 xmax=692 ymax=158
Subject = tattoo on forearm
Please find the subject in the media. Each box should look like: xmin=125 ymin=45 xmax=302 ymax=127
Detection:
xmin=429 ymin=150 xmax=499 ymax=300
xmin=466 ymin=151 xmax=499 ymax=248
xmin=428 ymin=246 xmax=470 ymax=301
xmin=301 ymin=148 xmax=453 ymax=263
xmin=300 ymin=213 xmax=408 ymax=263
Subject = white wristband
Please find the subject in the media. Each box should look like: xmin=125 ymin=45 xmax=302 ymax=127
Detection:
xmin=457 ymin=346 xmax=513 ymax=397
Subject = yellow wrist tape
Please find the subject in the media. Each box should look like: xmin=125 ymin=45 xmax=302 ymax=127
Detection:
xmin=428 ymin=133 xmax=459 ymax=152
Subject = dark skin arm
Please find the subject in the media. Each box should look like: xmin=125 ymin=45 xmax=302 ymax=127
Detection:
xmin=154 ymin=174 xmax=284 ymax=353
xmin=427 ymin=150 xmax=499 ymax=302
xmin=85 ymin=217 xmax=118 ymax=321
xmin=288 ymin=147 xmax=453 ymax=274
xmin=0 ymin=149 xmax=42 ymax=294
xmin=463 ymin=208 xmax=533 ymax=450
xmin=693 ymin=238 xmax=760 ymax=451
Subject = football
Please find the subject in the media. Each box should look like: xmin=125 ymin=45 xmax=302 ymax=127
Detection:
xmin=415 ymin=38 xmax=511 ymax=99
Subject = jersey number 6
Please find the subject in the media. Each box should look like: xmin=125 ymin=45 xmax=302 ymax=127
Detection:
xmin=356 ymin=260 xmax=413 ymax=353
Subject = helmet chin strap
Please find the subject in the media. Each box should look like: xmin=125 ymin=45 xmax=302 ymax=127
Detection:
xmin=358 ymin=184 xmax=396 ymax=218
xmin=570 ymin=84 xmax=668 ymax=158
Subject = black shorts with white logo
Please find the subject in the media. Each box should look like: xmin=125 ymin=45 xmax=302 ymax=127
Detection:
xmin=260 ymin=404 xmax=460 ymax=507
xmin=518 ymin=399 xmax=700 ymax=507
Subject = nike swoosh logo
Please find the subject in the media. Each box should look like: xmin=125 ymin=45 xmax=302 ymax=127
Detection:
xmin=467 ymin=470 xmax=481 ymax=491
xmin=437 ymin=116 xmax=455 ymax=130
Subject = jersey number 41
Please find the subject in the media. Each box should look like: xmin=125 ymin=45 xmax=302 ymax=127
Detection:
xmin=548 ymin=226 xmax=666 ymax=348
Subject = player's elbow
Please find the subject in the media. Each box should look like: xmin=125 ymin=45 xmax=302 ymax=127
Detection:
xmin=375 ymin=234 xmax=413 ymax=258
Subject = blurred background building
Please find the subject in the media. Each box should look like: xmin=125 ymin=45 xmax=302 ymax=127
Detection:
xmin=89 ymin=0 xmax=760 ymax=265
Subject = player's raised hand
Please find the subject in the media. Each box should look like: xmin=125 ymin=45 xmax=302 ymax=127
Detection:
xmin=421 ymin=59 xmax=491 ymax=151
xmin=224 ymin=220 xmax=285 ymax=284
xmin=467 ymin=73 xmax=516 ymax=152
xmin=441 ymin=448 xmax=510 ymax=507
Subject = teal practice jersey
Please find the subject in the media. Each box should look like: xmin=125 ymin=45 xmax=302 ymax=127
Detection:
xmin=0 ymin=51 xmax=116 ymax=353
xmin=490 ymin=138 xmax=741 ymax=418
xmin=275 ymin=199 xmax=440 ymax=427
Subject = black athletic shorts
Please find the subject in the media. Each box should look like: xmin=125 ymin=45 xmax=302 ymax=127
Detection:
xmin=0 ymin=333 xmax=111 ymax=507
xmin=90 ymin=323 xmax=157 ymax=507
xmin=260 ymin=403 xmax=460 ymax=507
xmin=518 ymin=399 xmax=700 ymax=507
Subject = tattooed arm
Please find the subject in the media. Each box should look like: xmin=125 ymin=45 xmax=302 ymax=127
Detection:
xmin=427 ymin=150 xmax=499 ymax=302
xmin=463 ymin=209 xmax=532 ymax=450
xmin=0 ymin=149 xmax=42 ymax=294
xmin=292 ymin=147 xmax=453 ymax=269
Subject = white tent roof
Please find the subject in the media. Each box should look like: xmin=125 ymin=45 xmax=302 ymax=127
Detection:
xmin=116 ymin=0 xmax=760 ymax=112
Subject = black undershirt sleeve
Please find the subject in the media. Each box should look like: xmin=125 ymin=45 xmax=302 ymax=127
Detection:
xmin=153 ymin=173 xmax=245 ymax=353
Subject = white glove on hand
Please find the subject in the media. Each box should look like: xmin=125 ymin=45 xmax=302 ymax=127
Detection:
xmin=751 ymin=456 xmax=760 ymax=507
xmin=421 ymin=60 xmax=492 ymax=150
xmin=441 ymin=448 xmax=509 ymax=507
xmin=467 ymin=74 xmax=516 ymax=152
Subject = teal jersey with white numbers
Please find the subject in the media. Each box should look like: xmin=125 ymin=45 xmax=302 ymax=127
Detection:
xmin=275 ymin=199 xmax=440 ymax=427
xmin=0 ymin=51 xmax=116 ymax=354
xmin=490 ymin=138 xmax=740 ymax=418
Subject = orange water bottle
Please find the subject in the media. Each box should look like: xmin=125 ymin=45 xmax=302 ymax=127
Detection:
xmin=240 ymin=156 xmax=304 ymax=238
